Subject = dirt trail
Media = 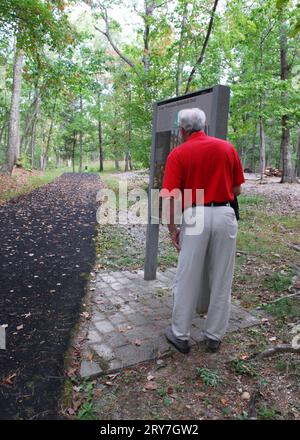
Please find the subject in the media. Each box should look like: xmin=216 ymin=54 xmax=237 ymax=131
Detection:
xmin=0 ymin=173 xmax=101 ymax=419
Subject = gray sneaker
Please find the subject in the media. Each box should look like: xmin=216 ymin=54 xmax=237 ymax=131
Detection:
xmin=165 ymin=326 xmax=190 ymax=354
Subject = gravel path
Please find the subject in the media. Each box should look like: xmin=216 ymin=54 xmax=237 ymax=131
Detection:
xmin=242 ymin=174 xmax=300 ymax=215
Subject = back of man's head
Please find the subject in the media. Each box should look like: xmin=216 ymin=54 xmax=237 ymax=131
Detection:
xmin=178 ymin=108 xmax=206 ymax=135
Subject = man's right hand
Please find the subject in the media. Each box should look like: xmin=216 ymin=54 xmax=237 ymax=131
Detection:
xmin=169 ymin=228 xmax=181 ymax=252
xmin=233 ymin=185 xmax=241 ymax=196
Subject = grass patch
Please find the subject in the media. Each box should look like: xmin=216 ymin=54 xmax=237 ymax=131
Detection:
xmin=263 ymin=272 xmax=292 ymax=293
xmin=77 ymin=380 xmax=97 ymax=420
xmin=0 ymin=168 xmax=65 ymax=203
xmin=61 ymin=378 xmax=74 ymax=409
xmin=257 ymin=404 xmax=278 ymax=420
xmin=230 ymin=358 xmax=259 ymax=377
xmin=237 ymin=195 xmax=300 ymax=260
xmin=262 ymin=297 xmax=300 ymax=319
xmin=196 ymin=367 xmax=223 ymax=387
xmin=96 ymin=224 xmax=144 ymax=270
xmin=239 ymin=194 xmax=266 ymax=207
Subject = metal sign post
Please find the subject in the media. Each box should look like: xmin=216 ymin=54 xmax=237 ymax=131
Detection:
xmin=144 ymin=85 xmax=231 ymax=280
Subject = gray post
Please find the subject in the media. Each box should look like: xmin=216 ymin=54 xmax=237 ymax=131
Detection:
xmin=144 ymin=104 xmax=159 ymax=280
xmin=210 ymin=85 xmax=230 ymax=140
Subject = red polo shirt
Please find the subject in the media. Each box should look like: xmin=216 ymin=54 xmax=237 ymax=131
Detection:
xmin=161 ymin=131 xmax=245 ymax=207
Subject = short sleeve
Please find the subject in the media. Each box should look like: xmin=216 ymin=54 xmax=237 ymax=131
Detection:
xmin=160 ymin=151 xmax=183 ymax=198
xmin=232 ymin=148 xmax=245 ymax=187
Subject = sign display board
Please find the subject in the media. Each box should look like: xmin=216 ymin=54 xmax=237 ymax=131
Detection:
xmin=144 ymin=85 xmax=231 ymax=280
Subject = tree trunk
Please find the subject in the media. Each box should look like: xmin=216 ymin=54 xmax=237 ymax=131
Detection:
xmin=250 ymin=125 xmax=257 ymax=173
xmin=0 ymin=117 xmax=8 ymax=148
xmin=72 ymin=131 xmax=76 ymax=173
xmin=259 ymin=117 xmax=266 ymax=182
xmin=114 ymin=155 xmax=119 ymax=170
xmin=295 ymin=130 xmax=300 ymax=178
xmin=23 ymin=88 xmax=40 ymax=155
xmin=143 ymin=1 xmax=151 ymax=79
xmin=79 ymin=93 xmax=83 ymax=173
xmin=98 ymin=118 xmax=103 ymax=172
xmin=30 ymin=110 xmax=38 ymax=169
xmin=125 ymin=86 xmax=132 ymax=172
xmin=184 ymin=0 xmax=219 ymax=94
xmin=280 ymin=23 xmax=295 ymax=183
xmin=42 ymin=96 xmax=57 ymax=172
xmin=175 ymin=2 xmax=188 ymax=96
xmin=21 ymin=87 xmax=32 ymax=153
xmin=125 ymin=152 xmax=129 ymax=171
xmin=5 ymin=43 xmax=24 ymax=174
xmin=98 ymin=93 xmax=104 ymax=172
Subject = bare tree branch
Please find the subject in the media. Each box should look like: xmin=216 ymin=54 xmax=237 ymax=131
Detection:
xmin=184 ymin=0 xmax=219 ymax=95
xmin=270 ymin=292 xmax=300 ymax=303
xmin=93 ymin=5 xmax=142 ymax=80
xmin=287 ymin=243 xmax=300 ymax=252
xmin=252 ymin=344 xmax=300 ymax=360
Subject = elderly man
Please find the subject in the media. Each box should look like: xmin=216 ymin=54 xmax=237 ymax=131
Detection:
xmin=161 ymin=108 xmax=245 ymax=354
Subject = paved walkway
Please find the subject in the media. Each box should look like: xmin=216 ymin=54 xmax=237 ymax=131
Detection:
xmin=80 ymin=268 xmax=261 ymax=378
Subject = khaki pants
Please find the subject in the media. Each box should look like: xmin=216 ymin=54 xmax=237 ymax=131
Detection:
xmin=171 ymin=205 xmax=238 ymax=341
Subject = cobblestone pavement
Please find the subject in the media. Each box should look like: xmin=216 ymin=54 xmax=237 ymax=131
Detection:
xmin=80 ymin=268 xmax=261 ymax=378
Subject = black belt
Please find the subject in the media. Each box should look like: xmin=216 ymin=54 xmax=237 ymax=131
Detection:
xmin=192 ymin=201 xmax=231 ymax=207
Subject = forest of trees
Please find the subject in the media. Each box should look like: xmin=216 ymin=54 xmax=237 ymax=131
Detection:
xmin=0 ymin=0 xmax=299 ymax=182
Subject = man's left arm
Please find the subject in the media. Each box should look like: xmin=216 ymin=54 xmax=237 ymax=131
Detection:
xmin=160 ymin=152 xmax=183 ymax=252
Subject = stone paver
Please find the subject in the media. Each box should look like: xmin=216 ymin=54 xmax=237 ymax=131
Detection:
xmin=80 ymin=268 xmax=261 ymax=378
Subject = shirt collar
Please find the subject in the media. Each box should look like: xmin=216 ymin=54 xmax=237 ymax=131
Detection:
xmin=187 ymin=131 xmax=206 ymax=141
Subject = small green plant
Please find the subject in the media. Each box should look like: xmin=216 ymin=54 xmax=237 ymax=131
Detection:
xmin=197 ymin=367 xmax=222 ymax=387
xmin=258 ymin=404 xmax=278 ymax=420
xmin=276 ymin=360 xmax=287 ymax=372
xmin=203 ymin=397 xmax=212 ymax=406
xmin=262 ymin=297 xmax=299 ymax=319
xmin=157 ymin=387 xmax=167 ymax=398
xmin=239 ymin=195 xmax=265 ymax=206
xmin=221 ymin=407 xmax=231 ymax=416
xmin=237 ymin=411 xmax=249 ymax=420
xmin=163 ymin=396 xmax=173 ymax=407
xmin=247 ymin=327 xmax=265 ymax=341
xmin=263 ymin=272 xmax=292 ymax=293
xmin=230 ymin=359 xmax=259 ymax=377
xmin=78 ymin=401 xmax=97 ymax=420
xmin=77 ymin=380 xmax=97 ymax=420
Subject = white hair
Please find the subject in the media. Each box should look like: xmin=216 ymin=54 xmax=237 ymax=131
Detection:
xmin=178 ymin=108 xmax=206 ymax=135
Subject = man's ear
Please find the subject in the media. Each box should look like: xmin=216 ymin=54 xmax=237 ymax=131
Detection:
xmin=179 ymin=127 xmax=186 ymax=141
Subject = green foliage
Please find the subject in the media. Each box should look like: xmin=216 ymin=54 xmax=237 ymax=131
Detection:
xmin=196 ymin=367 xmax=223 ymax=387
xmin=276 ymin=0 xmax=290 ymax=9
xmin=76 ymin=380 xmax=97 ymax=420
xmin=276 ymin=360 xmax=287 ymax=372
xmin=257 ymin=404 xmax=278 ymax=420
xmin=0 ymin=0 xmax=74 ymax=53
xmin=237 ymin=410 xmax=249 ymax=420
xmin=0 ymin=0 xmax=299 ymax=173
xmin=230 ymin=359 xmax=259 ymax=377
xmin=0 ymin=168 xmax=65 ymax=204
xmin=262 ymin=297 xmax=299 ymax=319
xmin=263 ymin=272 xmax=292 ymax=292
